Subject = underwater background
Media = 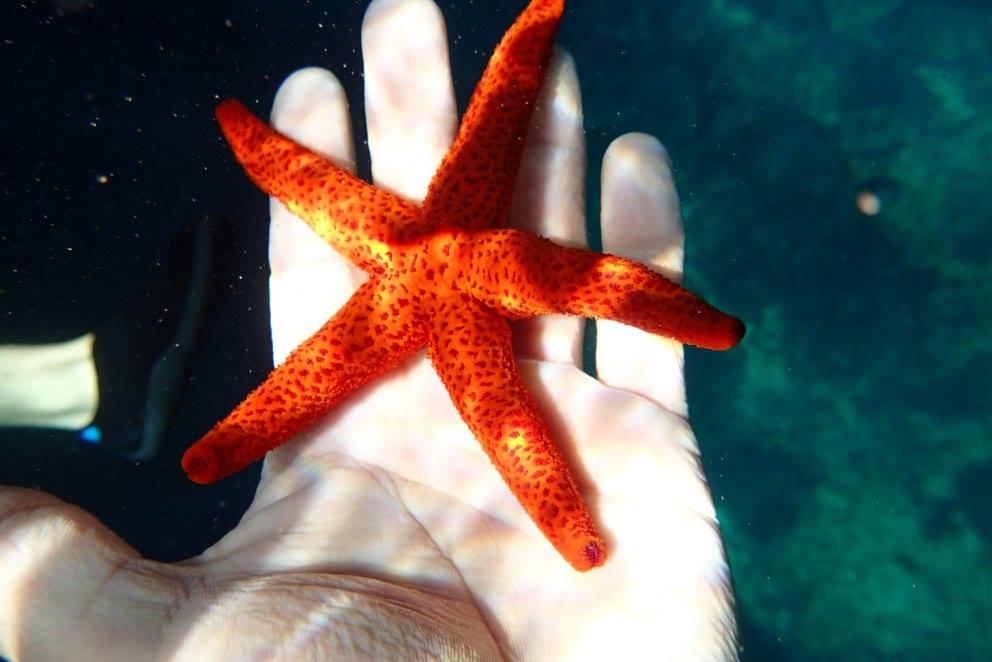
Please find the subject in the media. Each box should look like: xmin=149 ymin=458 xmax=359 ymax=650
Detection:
xmin=1 ymin=0 xmax=989 ymax=659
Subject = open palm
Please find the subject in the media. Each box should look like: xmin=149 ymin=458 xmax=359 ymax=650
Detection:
xmin=0 ymin=1 xmax=736 ymax=659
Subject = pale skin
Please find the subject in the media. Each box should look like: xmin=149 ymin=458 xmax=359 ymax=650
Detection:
xmin=0 ymin=0 xmax=738 ymax=659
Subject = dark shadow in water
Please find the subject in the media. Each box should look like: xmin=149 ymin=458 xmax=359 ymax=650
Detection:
xmin=925 ymin=456 xmax=992 ymax=548
xmin=953 ymin=458 xmax=992 ymax=544
xmin=713 ymin=442 xmax=822 ymax=544
xmin=739 ymin=609 xmax=790 ymax=662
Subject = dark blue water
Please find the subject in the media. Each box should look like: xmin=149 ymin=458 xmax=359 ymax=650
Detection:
xmin=1 ymin=1 xmax=989 ymax=659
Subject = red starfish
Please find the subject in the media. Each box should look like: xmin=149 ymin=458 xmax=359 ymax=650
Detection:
xmin=182 ymin=0 xmax=744 ymax=571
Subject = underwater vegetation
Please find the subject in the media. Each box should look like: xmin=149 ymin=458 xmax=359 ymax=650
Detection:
xmin=569 ymin=0 xmax=991 ymax=658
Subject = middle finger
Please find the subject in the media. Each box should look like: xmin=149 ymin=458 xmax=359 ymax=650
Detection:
xmin=362 ymin=0 xmax=457 ymax=201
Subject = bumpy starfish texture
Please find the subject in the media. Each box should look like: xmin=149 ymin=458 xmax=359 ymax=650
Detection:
xmin=182 ymin=0 xmax=744 ymax=571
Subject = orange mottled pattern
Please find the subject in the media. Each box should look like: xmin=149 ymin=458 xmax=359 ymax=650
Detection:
xmin=182 ymin=279 xmax=427 ymax=487
xmin=427 ymin=295 xmax=606 ymax=568
xmin=215 ymin=100 xmax=424 ymax=273
xmin=421 ymin=0 xmax=565 ymax=234
xmin=460 ymin=229 xmax=745 ymax=350
xmin=184 ymin=0 xmax=745 ymax=571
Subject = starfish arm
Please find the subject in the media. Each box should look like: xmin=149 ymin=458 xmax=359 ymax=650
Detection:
xmin=215 ymin=99 xmax=424 ymax=273
xmin=461 ymin=229 xmax=746 ymax=350
xmin=182 ymin=278 xmax=427 ymax=484
xmin=426 ymin=294 xmax=607 ymax=571
xmin=421 ymin=0 xmax=564 ymax=233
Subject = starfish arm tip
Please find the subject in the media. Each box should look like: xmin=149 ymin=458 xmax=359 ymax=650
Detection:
xmin=574 ymin=538 xmax=608 ymax=572
xmin=686 ymin=312 xmax=746 ymax=351
xmin=717 ymin=315 xmax=746 ymax=350
xmin=215 ymin=97 xmax=245 ymax=122
xmin=181 ymin=445 xmax=219 ymax=485
xmin=181 ymin=438 xmax=237 ymax=485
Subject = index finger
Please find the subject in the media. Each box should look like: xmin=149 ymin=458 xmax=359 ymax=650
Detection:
xmin=266 ymin=68 xmax=364 ymax=364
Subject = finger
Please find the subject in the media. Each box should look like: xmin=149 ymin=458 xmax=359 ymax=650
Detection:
xmin=362 ymin=0 xmax=457 ymax=201
xmin=596 ymin=134 xmax=689 ymax=419
xmin=510 ymin=48 xmax=588 ymax=367
xmin=0 ymin=487 xmax=185 ymax=660
xmin=266 ymin=67 xmax=365 ymax=362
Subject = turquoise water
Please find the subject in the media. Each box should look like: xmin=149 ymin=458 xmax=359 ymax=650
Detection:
xmin=571 ymin=1 xmax=990 ymax=658
xmin=1 ymin=1 xmax=989 ymax=659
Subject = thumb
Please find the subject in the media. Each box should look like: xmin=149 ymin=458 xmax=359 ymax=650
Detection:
xmin=0 ymin=487 xmax=183 ymax=661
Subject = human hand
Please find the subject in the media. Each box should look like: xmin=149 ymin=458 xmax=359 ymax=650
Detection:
xmin=0 ymin=1 xmax=737 ymax=659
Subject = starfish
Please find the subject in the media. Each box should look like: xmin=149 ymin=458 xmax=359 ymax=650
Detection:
xmin=182 ymin=0 xmax=744 ymax=571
